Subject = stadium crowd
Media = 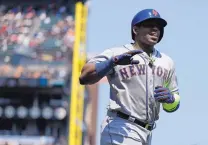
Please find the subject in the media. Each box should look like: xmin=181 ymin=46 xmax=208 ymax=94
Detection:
xmin=0 ymin=3 xmax=74 ymax=86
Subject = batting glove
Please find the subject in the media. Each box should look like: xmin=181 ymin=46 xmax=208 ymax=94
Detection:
xmin=154 ymin=86 xmax=175 ymax=103
xmin=95 ymin=49 xmax=143 ymax=78
xmin=112 ymin=49 xmax=143 ymax=65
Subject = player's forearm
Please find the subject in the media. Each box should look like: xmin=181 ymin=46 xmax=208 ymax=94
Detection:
xmin=79 ymin=63 xmax=100 ymax=85
xmin=79 ymin=60 xmax=114 ymax=85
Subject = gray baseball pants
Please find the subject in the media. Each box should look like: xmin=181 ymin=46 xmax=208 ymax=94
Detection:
xmin=100 ymin=110 xmax=152 ymax=145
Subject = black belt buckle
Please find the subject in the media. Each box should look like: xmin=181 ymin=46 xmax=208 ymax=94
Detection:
xmin=127 ymin=116 xmax=136 ymax=122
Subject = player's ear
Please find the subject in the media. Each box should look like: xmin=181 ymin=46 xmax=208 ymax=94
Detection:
xmin=133 ymin=26 xmax=139 ymax=35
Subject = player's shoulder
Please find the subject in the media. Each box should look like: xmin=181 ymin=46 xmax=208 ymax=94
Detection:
xmin=159 ymin=51 xmax=175 ymax=67
xmin=108 ymin=43 xmax=134 ymax=54
xmin=160 ymin=52 xmax=173 ymax=62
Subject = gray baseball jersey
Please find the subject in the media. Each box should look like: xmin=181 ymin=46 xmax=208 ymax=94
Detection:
xmin=88 ymin=43 xmax=179 ymax=123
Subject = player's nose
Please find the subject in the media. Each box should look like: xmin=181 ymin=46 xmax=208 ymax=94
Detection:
xmin=151 ymin=26 xmax=160 ymax=32
xmin=150 ymin=26 xmax=160 ymax=36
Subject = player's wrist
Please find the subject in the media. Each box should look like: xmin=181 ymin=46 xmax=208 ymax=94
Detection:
xmin=166 ymin=93 xmax=175 ymax=104
xmin=162 ymin=94 xmax=180 ymax=113
xmin=95 ymin=58 xmax=115 ymax=78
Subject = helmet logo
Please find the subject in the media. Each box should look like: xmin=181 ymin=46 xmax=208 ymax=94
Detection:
xmin=152 ymin=9 xmax=158 ymax=16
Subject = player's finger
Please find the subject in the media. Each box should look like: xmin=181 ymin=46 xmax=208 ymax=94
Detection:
xmin=157 ymin=98 xmax=168 ymax=103
xmin=131 ymin=60 xmax=140 ymax=64
xmin=154 ymin=95 xmax=169 ymax=100
xmin=123 ymin=54 xmax=132 ymax=57
xmin=154 ymin=92 xmax=168 ymax=97
xmin=114 ymin=54 xmax=131 ymax=62
xmin=127 ymin=50 xmax=143 ymax=56
xmin=154 ymin=88 xmax=168 ymax=93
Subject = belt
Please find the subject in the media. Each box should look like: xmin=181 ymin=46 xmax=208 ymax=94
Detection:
xmin=116 ymin=111 xmax=154 ymax=131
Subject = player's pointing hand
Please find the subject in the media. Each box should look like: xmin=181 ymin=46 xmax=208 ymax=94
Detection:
xmin=113 ymin=50 xmax=143 ymax=65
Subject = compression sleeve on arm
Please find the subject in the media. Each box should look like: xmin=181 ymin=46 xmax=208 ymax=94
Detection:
xmin=95 ymin=58 xmax=115 ymax=78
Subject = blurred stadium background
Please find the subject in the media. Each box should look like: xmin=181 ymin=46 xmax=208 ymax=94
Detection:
xmin=0 ymin=0 xmax=98 ymax=145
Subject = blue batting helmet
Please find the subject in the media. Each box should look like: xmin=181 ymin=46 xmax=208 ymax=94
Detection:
xmin=131 ymin=9 xmax=167 ymax=43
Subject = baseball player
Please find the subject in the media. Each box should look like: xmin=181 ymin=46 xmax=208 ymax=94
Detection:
xmin=79 ymin=8 xmax=180 ymax=145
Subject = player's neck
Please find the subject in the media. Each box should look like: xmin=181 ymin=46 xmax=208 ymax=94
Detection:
xmin=132 ymin=42 xmax=154 ymax=56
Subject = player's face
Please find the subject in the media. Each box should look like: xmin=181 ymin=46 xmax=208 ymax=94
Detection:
xmin=136 ymin=19 xmax=162 ymax=46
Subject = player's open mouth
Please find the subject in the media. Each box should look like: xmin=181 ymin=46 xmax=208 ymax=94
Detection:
xmin=148 ymin=34 xmax=158 ymax=41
